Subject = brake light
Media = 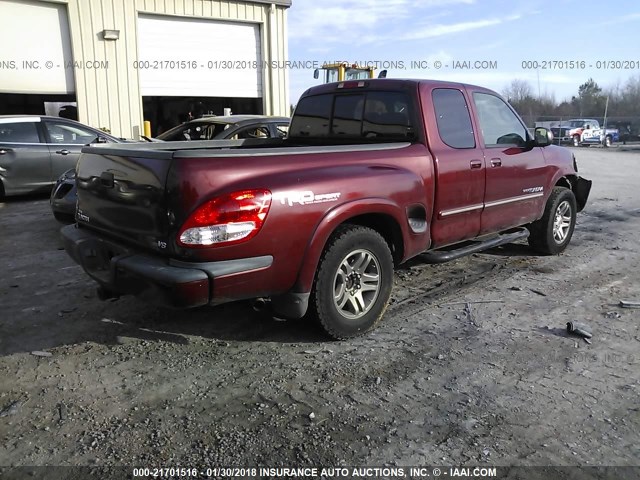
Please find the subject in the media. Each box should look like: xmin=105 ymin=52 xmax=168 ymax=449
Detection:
xmin=337 ymin=81 xmax=366 ymax=89
xmin=178 ymin=189 xmax=271 ymax=247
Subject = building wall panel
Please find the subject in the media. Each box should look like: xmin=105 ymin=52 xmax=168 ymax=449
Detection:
xmin=8 ymin=0 xmax=290 ymax=138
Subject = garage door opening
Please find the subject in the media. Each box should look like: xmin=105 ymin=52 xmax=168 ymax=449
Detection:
xmin=143 ymin=96 xmax=263 ymax=137
xmin=0 ymin=93 xmax=78 ymax=118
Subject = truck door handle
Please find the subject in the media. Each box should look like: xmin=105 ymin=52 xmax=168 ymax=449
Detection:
xmin=0 ymin=148 xmax=12 ymax=155
xmin=490 ymin=158 xmax=502 ymax=167
xmin=55 ymin=149 xmax=70 ymax=155
xmin=470 ymin=160 xmax=482 ymax=169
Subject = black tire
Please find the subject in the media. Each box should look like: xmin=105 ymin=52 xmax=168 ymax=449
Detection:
xmin=572 ymin=135 xmax=581 ymax=147
xmin=310 ymin=225 xmax=394 ymax=340
xmin=528 ymin=187 xmax=577 ymax=255
xmin=604 ymin=135 xmax=612 ymax=147
xmin=0 ymin=181 xmax=4 ymax=200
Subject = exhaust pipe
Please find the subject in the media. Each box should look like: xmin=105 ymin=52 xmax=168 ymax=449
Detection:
xmin=253 ymin=297 xmax=270 ymax=312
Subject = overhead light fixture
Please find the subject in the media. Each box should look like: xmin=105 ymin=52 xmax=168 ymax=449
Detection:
xmin=102 ymin=29 xmax=120 ymax=40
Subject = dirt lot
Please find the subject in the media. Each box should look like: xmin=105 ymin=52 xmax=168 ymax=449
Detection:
xmin=0 ymin=147 xmax=639 ymax=474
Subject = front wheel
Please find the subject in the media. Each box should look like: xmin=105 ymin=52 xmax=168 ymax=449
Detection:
xmin=528 ymin=187 xmax=577 ymax=255
xmin=310 ymin=225 xmax=394 ymax=339
xmin=604 ymin=135 xmax=612 ymax=147
xmin=572 ymin=135 xmax=581 ymax=147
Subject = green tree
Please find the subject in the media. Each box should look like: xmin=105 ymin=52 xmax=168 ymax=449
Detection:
xmin=573 ymin=78 xmax=606 ymax=116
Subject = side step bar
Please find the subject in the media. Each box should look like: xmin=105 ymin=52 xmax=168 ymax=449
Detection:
xmin=420 ymin=228 xmax=529 ymax=264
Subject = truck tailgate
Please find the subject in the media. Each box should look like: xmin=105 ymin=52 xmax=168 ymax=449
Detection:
xmin=75 ymin=138 xmax=283 ymax=254
xmin=75 ymin=148 xmax=174 ymax=253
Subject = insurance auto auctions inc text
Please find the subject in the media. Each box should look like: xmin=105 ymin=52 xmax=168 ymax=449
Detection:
xmin=202 ymin=466 xmax=497 ymax=478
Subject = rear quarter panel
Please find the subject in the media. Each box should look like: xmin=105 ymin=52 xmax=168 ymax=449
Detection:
xmin=168 ymin=143 xmax=434 ymax=295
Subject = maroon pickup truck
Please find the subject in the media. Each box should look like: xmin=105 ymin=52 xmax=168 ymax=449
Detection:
xmin=62 ymin=79 xmax=591 ymax=339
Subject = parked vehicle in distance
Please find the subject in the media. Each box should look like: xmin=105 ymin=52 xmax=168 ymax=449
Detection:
xmin=539 ymin=119 xmax=620 ymax=147
xmin=313 ymin=62 xmax=387 ymax=84
xmin=0 ymin=116 xmax=123 ymax=200
xmin=606 ymin=121 xmax=640 ymax=144
xmin=62 ymin=79 xmax=591 ymax=339
xmin=565 ymin=119 xmax=619 ymax=147
xmin=156 ymin=115 xmax=290 ymax=141
xmin=50 ymin=115 xmax=291 ymax=222
xmin=546 ymin=123 xmax=573 ymax=145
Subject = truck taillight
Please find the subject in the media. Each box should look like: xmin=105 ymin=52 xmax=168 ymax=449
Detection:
xmin=178 ymin=189 xmax=272 ymax=247
xmin=337 ymin=81 xmax=366 ymax=89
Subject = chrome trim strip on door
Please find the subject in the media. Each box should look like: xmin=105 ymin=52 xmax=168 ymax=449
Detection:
xmin=439 ymin=192 xmax=544 ymax=217
xmin=440 ymin=203 xmax=484 ymax=217
xmin=484 ymin=192 xmax=544 ymax=208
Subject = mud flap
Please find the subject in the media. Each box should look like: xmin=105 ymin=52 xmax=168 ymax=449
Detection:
xmin=574 ymin=176 xmax=592 ymax=212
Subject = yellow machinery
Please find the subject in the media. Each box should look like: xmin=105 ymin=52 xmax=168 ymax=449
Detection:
xmin=313 ymin=62 xmax=386 ymax=83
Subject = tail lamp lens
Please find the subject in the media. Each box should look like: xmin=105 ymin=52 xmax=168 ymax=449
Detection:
xmin=178 ymin=189 xmax=271 ymax=247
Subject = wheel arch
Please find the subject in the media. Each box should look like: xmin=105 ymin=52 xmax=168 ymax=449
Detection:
xmin=340 ymin=212 xmax=405 ymax=264
xmin=291 ymin=199 xmax=421 ymax=295
xmin=555 ymin=174 xmax=591 ymax=212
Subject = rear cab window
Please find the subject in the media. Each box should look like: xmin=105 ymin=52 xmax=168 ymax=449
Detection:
xmin=290 ymin=91 xmax=416 ymax=142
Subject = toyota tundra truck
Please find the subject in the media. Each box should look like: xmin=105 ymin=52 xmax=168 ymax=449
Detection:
xmin=61 ymin=79 xmax=591 ymax=339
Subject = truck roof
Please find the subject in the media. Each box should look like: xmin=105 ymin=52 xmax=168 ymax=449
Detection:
xmin=301 ymin=78 xmax=493 ymax=97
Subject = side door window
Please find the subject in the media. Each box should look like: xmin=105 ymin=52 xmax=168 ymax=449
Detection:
xmin=44 ymin=121 xmax=100 ymax=180
xmin=44 ymin=121 xmax=100 ymax=145
xmin=275 ymin=124 xmax=289 ymax=138
xmin=432 ymin=88 xmax=475 ymax=148
xmin=0 ymin=121 xmax=41 ymax=144
xmin=183 ymin=125 xmax=205 ymax=140
xmin=472 ymin=93 xmax=528 ymax=147
xmin=232 ymin=126 xmax=271 ymax=140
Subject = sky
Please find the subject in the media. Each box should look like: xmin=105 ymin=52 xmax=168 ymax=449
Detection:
xmin=286 ymin=0 xmax=640 ymax=105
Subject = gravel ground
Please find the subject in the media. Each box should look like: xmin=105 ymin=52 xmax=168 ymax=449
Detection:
xmin=0 ymin=147 xmax=639 ymax=476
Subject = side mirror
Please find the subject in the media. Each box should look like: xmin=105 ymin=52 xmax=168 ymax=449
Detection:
xmin=534 ymin=127 xmax=553 ymax=147
xmin=378 ymin=69 xmax=387 ymax=78
xmin=96 ymin=136 xmax=108 ymax=143
xmin=313 ymin=69 xmax=319 ymax=79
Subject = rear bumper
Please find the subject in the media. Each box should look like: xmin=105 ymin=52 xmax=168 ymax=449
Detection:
xmin=61 ymin=225 xmax=273 ymax=308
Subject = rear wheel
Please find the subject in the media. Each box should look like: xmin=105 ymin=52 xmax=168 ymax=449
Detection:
xmin=310 ymin=225 xmax=394 ymax=339
xmin=0 ymin=180 xmax=4 ymax=200
xmin=528 ymin=187 xmax=577 ymax=255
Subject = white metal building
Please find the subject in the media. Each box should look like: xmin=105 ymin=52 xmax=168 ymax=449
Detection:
xmin=0 ymin=0 xmax=291 ymax=138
